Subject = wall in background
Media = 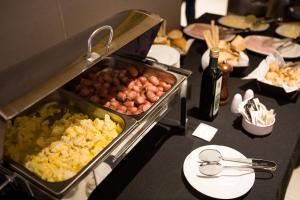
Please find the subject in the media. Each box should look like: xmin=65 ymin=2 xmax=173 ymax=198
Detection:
xmin=0 ymin=0 xmax=181 ymax=71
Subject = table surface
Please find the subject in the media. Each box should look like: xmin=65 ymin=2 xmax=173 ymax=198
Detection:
xmin=90 ymin=14 xmax=300 ymax=200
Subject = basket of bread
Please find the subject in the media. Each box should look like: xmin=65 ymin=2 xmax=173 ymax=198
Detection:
xmin=243 ymin=53 xmax=300 ymax=98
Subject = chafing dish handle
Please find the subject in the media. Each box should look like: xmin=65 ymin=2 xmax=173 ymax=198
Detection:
xmin=87 ymin=25 xmax=113 ymax=63
xmin=0 ymin=166 xmax=16 ymax=191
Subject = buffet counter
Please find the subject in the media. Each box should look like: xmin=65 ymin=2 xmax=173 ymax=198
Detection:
xmin=90 ymin=13 xmax=300 ymax=200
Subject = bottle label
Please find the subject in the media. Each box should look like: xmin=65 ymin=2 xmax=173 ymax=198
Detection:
xmin=213 ymin=77 xmax=222 ymax=115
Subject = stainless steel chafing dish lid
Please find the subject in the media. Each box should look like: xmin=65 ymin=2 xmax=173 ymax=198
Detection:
xmin=0 ymin=9 xmax=163 ymax=120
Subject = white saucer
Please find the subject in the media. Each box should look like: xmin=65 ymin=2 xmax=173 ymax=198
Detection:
xmin=147 ymin=44 xmax=180 ymax=67
xmin=183 ymin=145 xmax=255 ymax=199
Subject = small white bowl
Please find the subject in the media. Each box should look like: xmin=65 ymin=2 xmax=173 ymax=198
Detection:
xmin=242 ymin=117 xmax=275 ymax=136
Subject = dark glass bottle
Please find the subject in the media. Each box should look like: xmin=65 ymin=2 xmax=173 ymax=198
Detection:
xmin=198 ymin=48 xmax=223 ymax=121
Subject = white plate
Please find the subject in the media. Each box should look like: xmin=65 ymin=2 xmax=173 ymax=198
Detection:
xmin=147 ymin=44 xmax=180 ymax=67
xmin=184 ymin=23 xmax=235 ymax=42
xmin=244 ymin=35 xmax=300 ymax=59
xmin=201 ymin=49 xmax=249 ymax=70
xmin=218 ymin=15 xmax=269 ymax=31
xmin=276 ymin=24 xmax=300 ymax=39
xmin=183 ymin=145 xmax=255 ymax=199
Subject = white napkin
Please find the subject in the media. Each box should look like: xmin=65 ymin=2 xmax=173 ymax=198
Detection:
xmin=192 ymin=123 xmax=218 ymax=142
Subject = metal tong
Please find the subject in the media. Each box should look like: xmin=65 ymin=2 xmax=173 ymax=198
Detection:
xmin=198 ymin=149 xmax=277 ymax=174
xmin=220 ymin=28 xmax=250 ymax=37
xmin=251 ymin=17 xmax=283 ymax=27
xmin=276 ymin=35 xmax=300 ymax=52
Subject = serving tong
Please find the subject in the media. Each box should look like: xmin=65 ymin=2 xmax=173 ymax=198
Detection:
xmin=245 ymin=16 xmax=283 ymax=28
xmin=219 ymin=28 xmax=250 ymax=38
xmin=198 ymin=149 xmax=277 ymax=176
xmin=276 ymin=35 xmax=300 ymax=52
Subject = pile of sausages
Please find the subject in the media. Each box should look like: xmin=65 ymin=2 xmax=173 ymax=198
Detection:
xmin=74 ymin=66 xmax=173 ymax=115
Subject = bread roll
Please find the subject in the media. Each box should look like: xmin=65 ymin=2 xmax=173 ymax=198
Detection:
xmin=231 ymin=35 xmax=246 ymax=52
xmin=153 ymin=36 xmax=170 ymax=45
xmin=168 ymin=29 xmax=183 ymax=40
xmin=171 ymin=38 xmax=187 ymax=52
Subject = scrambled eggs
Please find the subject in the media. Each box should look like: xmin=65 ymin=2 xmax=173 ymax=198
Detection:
xmin=4 ymin=105 xmax=122 ymax=182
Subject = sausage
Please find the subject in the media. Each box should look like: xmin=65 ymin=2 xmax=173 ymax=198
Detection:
xmin=117 ymin=91 xmax=127 ymax=102
xmin=97 ymin=88 xmax=108 ymax=97
xmin=127 ymin=91 xmax=137 ymax=101
xmin=90 ymin=95 xmax=100 ymax=104
xmin=132 ymin=85 xmax=141 ymax=93
xmin=146 ymin=85 xmax=158 ymax=93
xmin=104 ymin=101 xmax=111 ymax=107
xmin=149 ymin=76 xmax=160 ymax=86
xmin=130 ymin=109 xmax=141 ymax=115
xmin=124 ymin=101 xmax=135 ymax=107
xmin=88 ymin=73 xmax=98 ymax=81
xmin=112 ymin=77 xmax=121 ymax=86
xmin=140 ymin=102 xmax=152 ymax=112
xmin=117 ymin=105 xmax=127 ymax=113
xmin=135 ymin=96 xmax=146 ymax=105
xmin=119 ymin=69 xmax=127 ymax=76
xmin=110 ymin=99 xmax=120 ymax=108
xmin=103 ymin=82 xmax=110 ymax=88
xmin=127 ymin=66 xmax=139 ymax=77
xmin=94 ymin=82 xmax=102 ymax=90
xmin=160 ymin=81 xmax=172 ymax=91
xmin=79 ymin=87 xmax=90 ymax=97
xmin=109 ymin=87 xmax=117 ymax=96
xmin=146 ymin=91 xmax=159 ymax=103
xmin=139 ymin=76 xmax=147 ymax=84
xmin=120 ymin=76 xmax=129 ymax=84
xmin=80 ymin=78 xmax=93 ymax=86
xmin=97 ymin=75 xmax=104 ymax=83
xmin=116 ymin=85 xmax=126 ymax=92
xmin=103 ymin=72 xmax=113 ymax=83
xmin=135 ymin=80 xmax=142 ymax=87
xmin=75 ymin=84 xmax=82 ymax=91
xmin=157 ymin=86 xmax=164 ymax=92
xmin=128 ymin=106 xmax=138 ymax=113
xmin=128 ymin=81 xmax=135 ymax=90
xmin=89 ymin=87 xmax=95 ymax=94
xmin=156 ymin=91 xmax=165 ymax=97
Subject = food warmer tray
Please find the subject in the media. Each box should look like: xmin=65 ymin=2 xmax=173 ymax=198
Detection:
xmin=0 ymin=9 xmax=191 ymax=199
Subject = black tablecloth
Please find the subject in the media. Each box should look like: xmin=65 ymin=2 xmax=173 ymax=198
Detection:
xmin=90 ymin=14 xmax=300 ymax=200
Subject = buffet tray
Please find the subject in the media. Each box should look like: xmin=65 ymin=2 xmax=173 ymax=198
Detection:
xmin=64 ymin=56 xmax=187 ymax=122
xmin=3 ymin=89 xmax=136 ymax=197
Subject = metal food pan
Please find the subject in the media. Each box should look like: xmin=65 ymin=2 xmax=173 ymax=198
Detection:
xmin=3 ymin=89 xmax=136 ymax=198
xmin=64 ymin=56 xmax=185 ymax=121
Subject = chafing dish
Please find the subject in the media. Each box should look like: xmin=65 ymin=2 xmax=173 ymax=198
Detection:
xmin=0 ymin=9 xmax=191 ymax=199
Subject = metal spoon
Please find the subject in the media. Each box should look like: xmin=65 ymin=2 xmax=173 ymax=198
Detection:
xmin=199 ymin=163 xmax=255 ymax=176
xmin=198 ymin=149 xmax=277 ymax=170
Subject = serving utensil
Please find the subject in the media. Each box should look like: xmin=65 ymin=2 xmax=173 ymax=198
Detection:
xmin=199 ymin=162 xmax=256 ymax=176
xmin=261 ymin=34 xmax=300 ymax=52
xmin=276 ymin=35 xmax=300 ymax=52
xmin=220 ymin=28 xmax=250 ymax=37
xmin=245 ymin=15 xmax=282 ymax=28
xmin=198 ymin=149 xmax=277 ymax=170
